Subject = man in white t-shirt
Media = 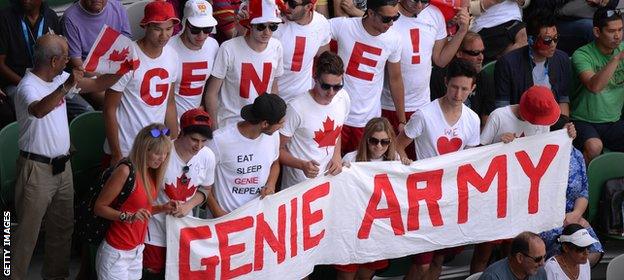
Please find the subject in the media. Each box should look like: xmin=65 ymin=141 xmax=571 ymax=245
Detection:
xmin=273 ymin=0 xmax=330 ymax=103
xmin=103 ymin=1 xmax=181 ymax=166
xmin=204 ymin=0 xmax=284 ymax=128
xmin=169 ymin=0 xmax=219 ymax=120
xmin=12 ymin=34 xmax=120 ymax=280
xmin=206 ymin=93 xmax=286 ymax=216
xmin=329 ymin=0 xmax=406 ymax=154
xmin=396 ymin=59 xmax=480 ymax=280
xmin=143 ymin=108 xmax=216 ymax=276
xmin=279 ymin=51 xmax=349 ymax=188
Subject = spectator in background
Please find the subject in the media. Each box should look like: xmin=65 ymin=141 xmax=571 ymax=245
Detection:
xmin=479 ymin=232 xmax=548 ymax=280
xmin=333 ymin=0 xmax=367 ymax=17
xmin=571 ymin=8 xmax=624 ymax=163
xmin=544 ymin=224 xmax=599 ymax=280
xmin=62 ymin=0 xmax=131 ymax=109
xmin=212 ymin=0 xmax=242 ymax=43
xmin=494 ymin=9 xmax=572 ymax=116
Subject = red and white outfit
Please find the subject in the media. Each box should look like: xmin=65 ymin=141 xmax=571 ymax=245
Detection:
xmin=470 ymin=0 xmax=521 ymax=32
xmin=404 ymin=99 xmax=480 ymax=160
xmin=207 ymin=124 xmax=280 ymax=212
xmin=480 ymin=105 xmax=549 ymax=145
xmin=96 ymin=176 xmax=156 ymax=280
xmin=105 ymin=42 xmax=180 ymax=156
xmin=169 ymin=34 xmax=219 ymax=120
xmin=329 ymin=17 xmax=402 ymax=152
xmin=143 ymin=145 xmax=216 ymax=271
xmin=279 ymin=90 xmax=350 ymax=188
xmin=211 ymin=36 xmax=284 ymax=127
xmin=273 ymin=11 xmax=331 ymax=104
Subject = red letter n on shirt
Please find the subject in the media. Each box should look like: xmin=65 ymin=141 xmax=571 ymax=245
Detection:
xmin=240 ymin=62 xmax=272 ymax=98
xmin=345 ymin=42 xmax=382 ymax=81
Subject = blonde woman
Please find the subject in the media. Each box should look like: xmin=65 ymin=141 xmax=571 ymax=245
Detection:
xmin=94 ymin=123 xmax=175 ymax=280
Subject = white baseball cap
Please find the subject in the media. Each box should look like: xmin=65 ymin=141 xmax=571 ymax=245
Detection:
xmin=557 ymin=228 xmax=598 ymax=247
xmin=183 ymin=0 xmax=217 ymax=28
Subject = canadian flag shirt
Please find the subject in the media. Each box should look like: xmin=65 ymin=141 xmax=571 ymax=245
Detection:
xmin=404 ymin=99 xmax=480 ymax=160
xmin=381 ymin=5 xmax=447 ymax=112
xmin=169 ymin=34 xmax=219 ymax=120
xmin=207 ymin=124 xmax=280 ymax=212
xmin=329 ymin=17 xmax=402 ymax=127
xmin=480 ymin=105 xmax=549 ymax=145
xmin=145 ymin=145 xmax=216 ymax=247
xmin=279 ymin=90 xmax=350 ymax=188
xmin=211 ymin=36 xmax=284 ymax=128
xmin=105 ymin=42 xmax=180 ymax=156
xmin=273 ymin=11 xmax=331 ymax=104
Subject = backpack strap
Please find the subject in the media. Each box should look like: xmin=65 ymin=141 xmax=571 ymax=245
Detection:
xmin=110 ymin=158 xmax=136 ymax=209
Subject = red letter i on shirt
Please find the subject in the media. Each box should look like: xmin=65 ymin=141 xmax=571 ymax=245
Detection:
xmin=291 ymin=36 xmax=306 ymax=72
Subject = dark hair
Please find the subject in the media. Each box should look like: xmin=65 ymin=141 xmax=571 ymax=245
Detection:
xmin=446 ymin=58 xmax=478 ymax=83
xmin=526 ymin=8 xmax=557 ymax=37
xmin=366 ymin=0 xmax=399 ymax=11
xmin=510 ymin=231 xmax=541 ymax=255
xmin=561 ymin=223 xmax=585 ymax=237
xmin=181 ymin=125 xmax=213 ymax=139
xmin=549 ymin=115 xmax=570 ymax=131
xmin=314 ymin=51 xmax=344 ymax=78
xmin=593 ymin=8 xmax=624 ymax=30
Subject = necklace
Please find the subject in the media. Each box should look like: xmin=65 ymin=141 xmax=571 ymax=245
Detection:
xmin=557 ymin=255 xmax=579 ymax=280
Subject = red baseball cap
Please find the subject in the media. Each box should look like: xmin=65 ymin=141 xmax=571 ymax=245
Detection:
xmin=519 ymin=86 xmax=561 ymax=126
xmin=140 ymin=0 xmax=181 ymax=28
xmin=180 ymin=108 xmax=212 ymax=130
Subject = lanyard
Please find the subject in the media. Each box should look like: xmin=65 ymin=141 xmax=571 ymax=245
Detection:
xmin=21 ymin=17 xmax=45 ymax=64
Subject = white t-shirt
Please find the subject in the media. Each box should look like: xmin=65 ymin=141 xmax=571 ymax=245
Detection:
xmin=15 ymin=71 xmax=70 ymax=157
xmin=480 ymin=105 xmax=550 ymax=145
xmin=169 ymin=34 xmax=219 ymax=121
xmin=279 ymin=90 xmax=350 ymax=188
xmin=145 ymin=145 xmax=216 ymax=247
xmin=273 ymin=12 xmax=331 ymax=104
xmin=211 ymin=36 xmax=284 ymax=128
xmin=544 ymin=256 xmax=591 ymax=280
xmin=330 ymin=17 xmax=402 ymax=127
xmin=207 ymin=124 xmax=280 ymax=212
xmin=532 ymin=60 xmax=552 ymax=89
xmin=105 ymin=42 xmax=180 ymax=156
xmin=404 ymin=99 xmax=480 ymax=160
xmin=471 ymin=0 xmax=522 ymax=32
xmin=381 ymin=5 xmax=447 ymax=112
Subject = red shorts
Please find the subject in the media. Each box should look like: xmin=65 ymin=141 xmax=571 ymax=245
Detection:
xmin=412 ymin=246 xmax=464 ymax=265
xmin=334 ymin=260 xmax=389 ymax=273
xmin=143 ymin=244 xmax=166 ymax=273
xmin=341 ymin=125 xmax=365 ymax=155
xmin=382 ymin=109 xmax=416 ymax=160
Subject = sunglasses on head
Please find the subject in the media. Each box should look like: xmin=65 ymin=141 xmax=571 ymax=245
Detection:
xmin=374 ymin=10 xmax=401 ymax=23
xmin=319 ymin=80 xmax=344 ymax=91
xmin=286 ymin=0 xmax=308 ymax=9
xmin=150 ymin=127 xmax=170 ymax=138
xmin=461 ymin=49 xmax=484 ymax=56
xmin=188 ymin=24 xmax=213 ymax=35
xmin=521 ymin=252 xmax=545 ymax=263
xmin=368 ymin=137 xmax=391 ymax=146
xmin=254 ymin=23 xmax=279 ymax=32
xmin=539 ymin=35 xmax=559 ymax=46
xmin=606 ymin=9 xmax=623 ymax=18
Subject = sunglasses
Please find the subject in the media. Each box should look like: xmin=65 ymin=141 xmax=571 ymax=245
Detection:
xmin=150 ymin=127 xmax=170 ymax=138
xmin=374 ymin=10 xmax=401 ymax=23
xmin=570 ymin=244 xmax=590 ymax=253
xmin=254 ymin=23 xmax=279 ymax=32
xmin=461 ymin=49 xmax=484 ymax=57
xmin=539 ymin=35 xmax=559 ymax=46
xmin=319 ymin=81 xmax=344 ymax=91
xmin=606 ymin=9 xmax=623 ymax=18
xmin=286 ymin=0 xmax=308 ymax=9
xmin=188 ymin=24 xmax=213 ymax=35
xmin=521 ymin=252 xmax=545 ymax=263
xmin=410 ymin=0 xmax=430 ymax=3
xmin=181 ymin=165 xmax=190 ymax=184
xmin=368 ymin=137 xmax=391 ymax=146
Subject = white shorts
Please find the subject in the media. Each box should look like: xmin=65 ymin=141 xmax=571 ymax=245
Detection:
xmin=95 ymin=240 xmax=145 ymax=280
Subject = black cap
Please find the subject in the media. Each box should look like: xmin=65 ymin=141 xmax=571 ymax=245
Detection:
xmin=241 ymin=93 xmax=287 ymax=124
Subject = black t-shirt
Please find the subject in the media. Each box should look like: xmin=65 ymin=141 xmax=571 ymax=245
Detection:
xmin=0 ymin=2 xmax=61 ymax=87
xmin=429 ymin=65 xmax=495 ymax=118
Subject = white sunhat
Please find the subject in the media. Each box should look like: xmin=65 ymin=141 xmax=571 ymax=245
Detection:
xmin=557 ymin=228 xmax=599 ymax=247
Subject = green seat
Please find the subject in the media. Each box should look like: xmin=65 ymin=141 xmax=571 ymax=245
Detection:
xmin=587 ymin=152 xmax=624 ymax=239
xmin=70 ymin=111 xmax=105 ymax=197
xmin=0 ymin=122 xmax=19 ymax=211
xmin=481 ymin=60 xmax=496 ymax=79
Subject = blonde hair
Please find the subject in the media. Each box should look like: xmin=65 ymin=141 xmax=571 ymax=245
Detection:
xmin=128 ymin=123 xmax=172 ymax=204
xmin=355 ymin=117 xmax=397 ymax=162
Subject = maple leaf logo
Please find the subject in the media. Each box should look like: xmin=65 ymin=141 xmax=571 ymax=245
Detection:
xmin=109 ymin=47 xmax=129 ymax=62
xmin=313 ymin=116 xmax=342 ymax=154
xmin=115 ymin=59 xmax=140 ymax=75
xmin=164 ymin=174 xmax=197 ymax=201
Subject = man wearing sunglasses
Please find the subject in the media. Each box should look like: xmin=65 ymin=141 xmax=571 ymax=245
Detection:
xmin=570 ymin=8 xmax=624 ymax=163
xmin=495 ymin=9 xmax=572 ymax=119
xmin=329 ymin=0 xmax=405 ymax=154
xmin=273 ymin=0 xmax=331 ymax=103
xmin=168 ymin=0 xmax=219 ymax=122
xmin=481 ymin=231 xmax=547 ymax=280
xmin=204 ymin=0 xmax=284 ymax=129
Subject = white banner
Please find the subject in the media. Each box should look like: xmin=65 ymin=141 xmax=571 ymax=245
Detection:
xmin=166 ymin=130 xmax=572 ymax=280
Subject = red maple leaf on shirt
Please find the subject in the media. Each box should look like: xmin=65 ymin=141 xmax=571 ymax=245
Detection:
xmin=164 ymin=174 xmax=197 ymax=201
xmin=115 ymin=59 xmax=140 ymax=75
xmin=109 ymin=47 xmax=130 ymax=62
xmin=313 ymin=117 xmax=342 ymax=154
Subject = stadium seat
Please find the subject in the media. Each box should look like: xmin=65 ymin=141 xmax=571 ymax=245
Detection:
xmin=126 ymin=0 xmax=149 ymax=40
xmin=481 ymin=60 xmax=496 ymax=80
xmin=586 ymin=152 xmax=624 ymax=239
xmin=607 ymin=254 xmax=624 ymax=280
xmin=0 ymin=122 xmax=18 ymax=211
xmin=465 ymin=272 xmax=483 ymax=280
xmin=70 ymin=111 xmax=105 ymax=197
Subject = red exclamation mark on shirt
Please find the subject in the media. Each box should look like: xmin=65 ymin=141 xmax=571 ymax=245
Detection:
xmin=291 ymin=36 xmax=306 ymax=72
xmin=410 ymin=28 xmax=420 ymax=64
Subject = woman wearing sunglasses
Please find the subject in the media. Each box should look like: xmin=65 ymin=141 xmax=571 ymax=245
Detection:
xmin=94 ymin=123 xmax=175 ymax=280
xmin=544 ymin=224 xmax=598 ymax=280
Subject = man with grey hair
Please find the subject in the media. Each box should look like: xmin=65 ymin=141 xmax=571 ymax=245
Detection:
xmin=11 ymin=34 xmax=118 ymax=280
xmin=480 ymin=231 xmax=548 ymax=280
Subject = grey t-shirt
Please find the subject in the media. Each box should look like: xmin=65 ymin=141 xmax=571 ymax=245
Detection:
xmin=479 ymin=258 xmax=547 ymax=280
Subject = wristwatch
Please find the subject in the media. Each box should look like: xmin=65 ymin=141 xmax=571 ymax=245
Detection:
xmin=119 ymin=211 xmax=129 ymax=222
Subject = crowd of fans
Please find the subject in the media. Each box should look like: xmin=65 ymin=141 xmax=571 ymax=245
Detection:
xmin=2 ymin=0 xmax=624 ymax=279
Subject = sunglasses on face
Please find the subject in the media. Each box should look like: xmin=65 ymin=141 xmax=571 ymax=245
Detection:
xmin=461 ymin=49 xmax=484 ymax=56
xmin=254 ymin=23 xmax=279 ymax=32
xmin=319 ymin=80 xmax=344 ymax=91
xmin=539 ymin=35 xmax=559 ymax=46
xmin=286 ymin=0 xmax=308 ymax=9
xmin=570 ymin=244 xmax=590 ymax=253
xmin=409 ymin=0 xmax=430 ymax=3
xmin=150 ymin=127 xmax=170 ymax=138
xmin=368 ymin=137 xmax=391 ymax=146
xmin=521 ymin=252 xmax=545 ymax=263
xmin=188 ymin=24 xmax=213 ymax=35
xmin=374 ymin=10 xmax=401 ymax=23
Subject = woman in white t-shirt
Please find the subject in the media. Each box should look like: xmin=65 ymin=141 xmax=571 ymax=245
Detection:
xmin=544 ymin=224 xmax=598 ymax=280
xmin=337 ymin=117 xmax=398 ymax=279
